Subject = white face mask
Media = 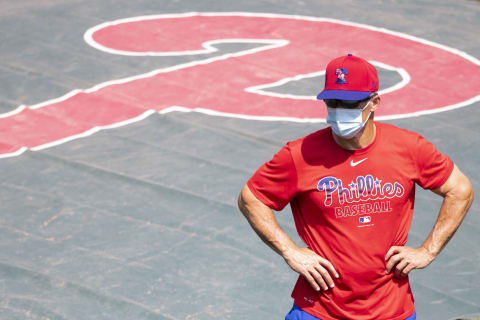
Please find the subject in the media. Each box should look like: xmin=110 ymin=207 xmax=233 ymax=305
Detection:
xmin=326 ymin=101 xmax=372 ymax=139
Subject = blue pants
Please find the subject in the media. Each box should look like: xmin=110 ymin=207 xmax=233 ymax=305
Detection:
xmin=285 ymin=304 xmax=416 ymax=320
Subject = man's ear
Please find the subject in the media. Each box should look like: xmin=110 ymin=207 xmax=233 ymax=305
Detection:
xmin=370 ymin=94 xmax=380 ymax=112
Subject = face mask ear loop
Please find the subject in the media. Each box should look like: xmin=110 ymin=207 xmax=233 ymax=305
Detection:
xmin=361 ymin=99 xmax=373 ymax=126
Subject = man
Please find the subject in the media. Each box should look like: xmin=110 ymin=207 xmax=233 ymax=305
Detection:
xmin=237 ymin=54 xmax=474 ymax=320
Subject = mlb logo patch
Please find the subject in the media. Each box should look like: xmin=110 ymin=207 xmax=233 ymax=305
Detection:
xmin=359 ymin=216 xmax=371 ymax=223
xmin=335 ymin=68 xmax=348 ymax=84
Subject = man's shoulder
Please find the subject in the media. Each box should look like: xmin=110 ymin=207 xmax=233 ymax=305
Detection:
xmin=377 ymin=122 xmax=423 ymax=141
xmin=285 ymin=128 xmax=335 ymax=166
xmin=288 ymin=127 xmax=332 ymax=149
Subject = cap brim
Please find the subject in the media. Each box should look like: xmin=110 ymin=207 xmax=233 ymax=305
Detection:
xmin=316 ymin=90 xmax=372 ymax=101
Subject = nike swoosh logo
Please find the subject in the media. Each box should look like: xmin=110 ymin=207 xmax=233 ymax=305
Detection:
xmin=350 ymin=158 xmax=368 ymax=167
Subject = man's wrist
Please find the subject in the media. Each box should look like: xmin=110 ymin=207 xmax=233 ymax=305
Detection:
xmin=281 ymin=244 xmax=300 ymax=261
xmin=420 ymin=245 xmax=438 ymax=260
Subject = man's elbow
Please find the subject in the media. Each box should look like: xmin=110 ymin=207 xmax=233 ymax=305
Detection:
xmin=463 ymin=179 xmax=474 ymax=204
xmin=237 ymin=184 xmax=250 ymax=213
xmin=449 ymin=176 xmax=474 ymax=205
xmin=237 ymin=188 xmax=244 ymax=211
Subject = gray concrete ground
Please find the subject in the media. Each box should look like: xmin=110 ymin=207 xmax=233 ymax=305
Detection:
xmin=0 ymin=0 xmax=479 ymax=319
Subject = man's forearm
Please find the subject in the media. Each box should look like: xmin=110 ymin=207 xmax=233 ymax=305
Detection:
xmin=422 ymin=181 xmax=474 ymax=257
xmin=385 ymin=165 xmax=474 ymax=276
xmin=238 ymin=184 xmax=340 ymax=291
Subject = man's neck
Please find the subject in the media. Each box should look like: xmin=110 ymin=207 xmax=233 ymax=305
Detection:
xmin=332 ymin=121 xmax=376 ymax=150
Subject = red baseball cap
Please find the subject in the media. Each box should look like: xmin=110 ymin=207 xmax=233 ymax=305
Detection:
xmin=316 ymin=54 xmax=379 ymax=101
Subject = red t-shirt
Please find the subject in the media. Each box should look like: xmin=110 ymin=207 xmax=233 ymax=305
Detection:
xmin=247 ymin=122 xmax=453 ymax=320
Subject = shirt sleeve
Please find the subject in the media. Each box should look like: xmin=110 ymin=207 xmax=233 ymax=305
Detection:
xmin=247 ymin=143 xmax=298 ymax=211
xmin=414 ymin=135 xmax=454 ymax=190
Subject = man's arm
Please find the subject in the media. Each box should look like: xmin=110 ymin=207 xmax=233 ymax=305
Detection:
xmin=238 ymin=184 xmax=339 ymax=291
xmin=385 ymin=164 xmax=474 ymax=277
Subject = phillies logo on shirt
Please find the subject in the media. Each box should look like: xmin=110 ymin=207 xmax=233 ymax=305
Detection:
xmin=317 ymin=175 xmax=405 ymax=219
xmin=317 ymin=174 xmax=405 ymax=206
xmin=335 ymin=68 xmax=348 ymax=84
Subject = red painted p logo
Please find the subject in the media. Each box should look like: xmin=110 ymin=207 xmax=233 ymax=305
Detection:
xmin=1 ymin=12 xmax=479 ymax=157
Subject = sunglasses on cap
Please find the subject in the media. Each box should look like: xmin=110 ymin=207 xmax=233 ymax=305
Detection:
xmin=323 ymin=97 xmax=371 ymax=109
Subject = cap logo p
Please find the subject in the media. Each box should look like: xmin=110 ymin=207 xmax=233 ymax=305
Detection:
xmin=335 ymin=68 xmax=348 ymax=84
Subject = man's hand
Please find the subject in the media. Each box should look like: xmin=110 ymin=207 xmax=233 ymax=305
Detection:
xmin=284 ymin=247 xmax=340 ymax=291
xmin=384 ymin=246 xmax=435 ymax=278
